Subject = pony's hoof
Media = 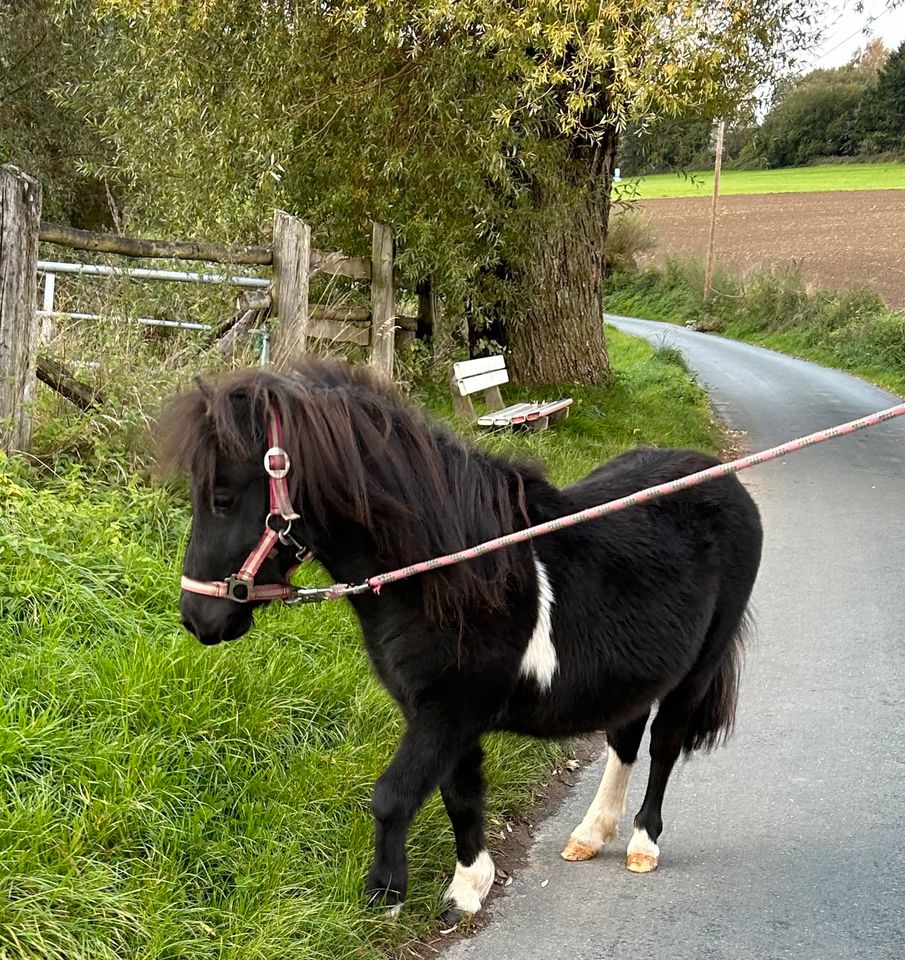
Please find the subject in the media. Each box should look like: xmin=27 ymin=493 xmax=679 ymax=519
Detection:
xmin=439 ymin=906 xmax=468 ymax=930
xmin=561 ymin=837 xmax=598 ymax=861
xmin=625 ymin=828 xmax=659 ymax=873
xmin=366 ymin=881 xmax=405 ymax=913
xmin=625 ymin=852 xmax=659 ymax=873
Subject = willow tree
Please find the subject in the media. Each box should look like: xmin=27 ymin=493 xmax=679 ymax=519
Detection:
xmin=71 ymin=0 xmax=814 ymax=383
xmin=1 ymin=1 xmax=111 ymax=226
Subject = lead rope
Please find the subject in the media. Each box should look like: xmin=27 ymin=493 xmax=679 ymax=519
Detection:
xmin=286 ymin=401 xmax=905 ymax=605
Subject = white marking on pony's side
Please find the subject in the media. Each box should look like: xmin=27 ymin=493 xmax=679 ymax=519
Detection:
xmin=563 ymin=747 xmax=633 ymax=859
xmin=445 ymin=849 xmax=495 ymax=915
xmin=519 ymin=553 xmax=557 ymax=691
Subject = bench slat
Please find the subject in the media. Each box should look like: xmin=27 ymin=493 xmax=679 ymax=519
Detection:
xmin=477 ymin=402 xmax=539 ymax=427
xmin=456 ymin=366 xmax=509 ymax=397
xmin=476 ymin=398 xmax=573 ymax=428
xmin=453 ymin=355 xmax=506 ymax=380
xmin=536 ymin=398 xmax=573 ymax=417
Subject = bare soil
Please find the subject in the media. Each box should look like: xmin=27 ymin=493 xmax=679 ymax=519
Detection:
xmin=639 ymin=189 xmax=905 ymax=309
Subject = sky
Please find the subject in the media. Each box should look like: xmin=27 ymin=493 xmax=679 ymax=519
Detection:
xmin=805 ymin=0 xmax=905 ymax=68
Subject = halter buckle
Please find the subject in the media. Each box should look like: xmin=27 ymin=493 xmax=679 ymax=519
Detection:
xmin=225 ymin=575 xmax=253 ymax=603
xmin=264 ymin=446 xmax=291 ymax=479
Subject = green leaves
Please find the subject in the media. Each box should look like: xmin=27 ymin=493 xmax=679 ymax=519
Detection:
xmin=44 ymin=0 xmax=816 ymax=302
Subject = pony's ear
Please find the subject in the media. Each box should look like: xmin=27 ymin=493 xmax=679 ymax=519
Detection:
xmin=194 ymin=376 xmax=215 ymax=417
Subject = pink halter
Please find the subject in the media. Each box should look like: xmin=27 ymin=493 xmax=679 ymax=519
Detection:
xmin=180 ymin=409 xmax=309 ymax=603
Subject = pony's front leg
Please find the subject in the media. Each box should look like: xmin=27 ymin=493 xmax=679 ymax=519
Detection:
xmin=440 ymin=742 xmax=495 ymax=923
xmin=367 ymin=713 xmax=470 ymax=913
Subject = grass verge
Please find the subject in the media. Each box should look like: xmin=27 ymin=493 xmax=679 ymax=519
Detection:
xmin=605 ymin=260 xmax=905 ymax=398
xmin=621 ymin=162 xmax=905 ymax=200
xmin=0 ymin=328 xmax=718 ymax=960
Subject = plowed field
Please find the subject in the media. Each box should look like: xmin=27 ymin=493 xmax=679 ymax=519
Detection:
xmin=640 ymin=189 xmax=905 ymax=309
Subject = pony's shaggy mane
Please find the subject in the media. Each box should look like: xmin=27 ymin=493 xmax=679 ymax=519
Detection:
xmin=160 ymin=360 xmax=538 ymax=620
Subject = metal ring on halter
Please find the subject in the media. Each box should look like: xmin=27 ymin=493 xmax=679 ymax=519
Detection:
xmin=279 ymin=527 xmax=302 ymax=549
xmin=266 ymin=513 xmax=305 ymax=551
xmin=264 ymin=446 xmax=291 ymax=479
xmin=266 ymin=512 xmax=291 ymax=535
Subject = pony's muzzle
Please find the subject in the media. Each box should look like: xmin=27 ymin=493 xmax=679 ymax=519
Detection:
xmin=180 ymin=592 xmax=253 ymax=646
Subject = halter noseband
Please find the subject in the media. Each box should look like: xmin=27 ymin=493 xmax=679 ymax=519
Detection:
xmin=180 ymin=408 xmax=311 ymax=604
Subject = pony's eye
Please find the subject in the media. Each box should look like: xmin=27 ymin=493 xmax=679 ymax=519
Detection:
xmin=212 ymin=493 xmax=237 ymax=515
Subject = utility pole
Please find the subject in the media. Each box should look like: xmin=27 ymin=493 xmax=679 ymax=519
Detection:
xmin=703 ymin=119 xmax=725 ymax=304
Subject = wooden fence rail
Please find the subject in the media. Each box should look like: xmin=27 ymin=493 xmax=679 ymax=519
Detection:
xmin=37 ymin=213 xmax=403 ymax=365
xmin=1 ymin=165 xmax=429 ymax=453
xmin=39 ymin=221 xmax=273 ymax=266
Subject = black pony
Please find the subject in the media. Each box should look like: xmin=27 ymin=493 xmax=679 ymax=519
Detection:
xmin=165 ymin=360 xmax=762 ymax=920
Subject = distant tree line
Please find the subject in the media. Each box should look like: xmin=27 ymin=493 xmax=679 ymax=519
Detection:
xmin=619 ymin=39 xmax=905 ymax=175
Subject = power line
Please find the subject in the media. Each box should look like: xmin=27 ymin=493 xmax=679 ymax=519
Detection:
xmin=809 ymin=3 xmax=896 ymax=66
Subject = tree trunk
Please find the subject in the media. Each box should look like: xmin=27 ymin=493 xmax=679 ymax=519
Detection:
xmin=503 ymin=130 xmax=616 ymax=387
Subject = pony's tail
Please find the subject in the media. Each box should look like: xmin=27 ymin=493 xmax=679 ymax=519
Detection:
xmin=682 ymin=609 xmax=752 ymax=755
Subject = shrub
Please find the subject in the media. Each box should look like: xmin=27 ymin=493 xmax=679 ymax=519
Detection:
xmin=604 ymin=207 xmax=656 ymax=272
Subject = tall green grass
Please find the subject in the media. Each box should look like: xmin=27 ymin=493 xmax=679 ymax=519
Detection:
xmin=0 ymin=329 xmax=718 ymax=959
xmin=606 ymin=260 xmax=905 ymax=397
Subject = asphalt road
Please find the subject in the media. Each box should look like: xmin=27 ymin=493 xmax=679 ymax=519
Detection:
xmin=447 ymin=317 xmax=905 ymax=960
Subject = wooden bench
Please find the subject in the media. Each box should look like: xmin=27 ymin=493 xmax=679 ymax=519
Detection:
xmin=450 ymin=355 xmax=573 ymax=431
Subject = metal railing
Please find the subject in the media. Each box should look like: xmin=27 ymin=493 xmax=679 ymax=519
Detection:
xmin=37 ymin=259 xmax=270 ymax=332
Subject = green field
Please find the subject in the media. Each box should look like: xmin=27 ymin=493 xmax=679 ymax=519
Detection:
xmin=0 ymin=329 xmax=719 ymax=960
xmin=620 ymin=162 xmax=905 ymax=200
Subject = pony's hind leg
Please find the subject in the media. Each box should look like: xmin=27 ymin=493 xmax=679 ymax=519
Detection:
xmin=625 ymin=698 xmax=688 ymax=873
xmin=562 ymin=713 xmax=649 ymax=862
xmin=440 ymin=743 xmax=495 ymax=922
xmin=627 ymin=603 xmax=747 ymax=873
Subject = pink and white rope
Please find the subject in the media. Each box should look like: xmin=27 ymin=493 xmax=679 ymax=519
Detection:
xmin=316 ymin=401 xmax=905 ymax=603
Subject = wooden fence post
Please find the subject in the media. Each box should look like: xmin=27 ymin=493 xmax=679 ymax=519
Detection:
xmin=369 ymin=222 xmax=395 ymax=377
xmin=271 ymin=210 xmax=311 ymax=367
xmin=0 ymin=166 xmax=42 ymax=454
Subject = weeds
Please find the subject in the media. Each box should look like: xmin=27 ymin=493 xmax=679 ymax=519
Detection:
xmin=604 ymin=207 xmax=657 ymax=273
